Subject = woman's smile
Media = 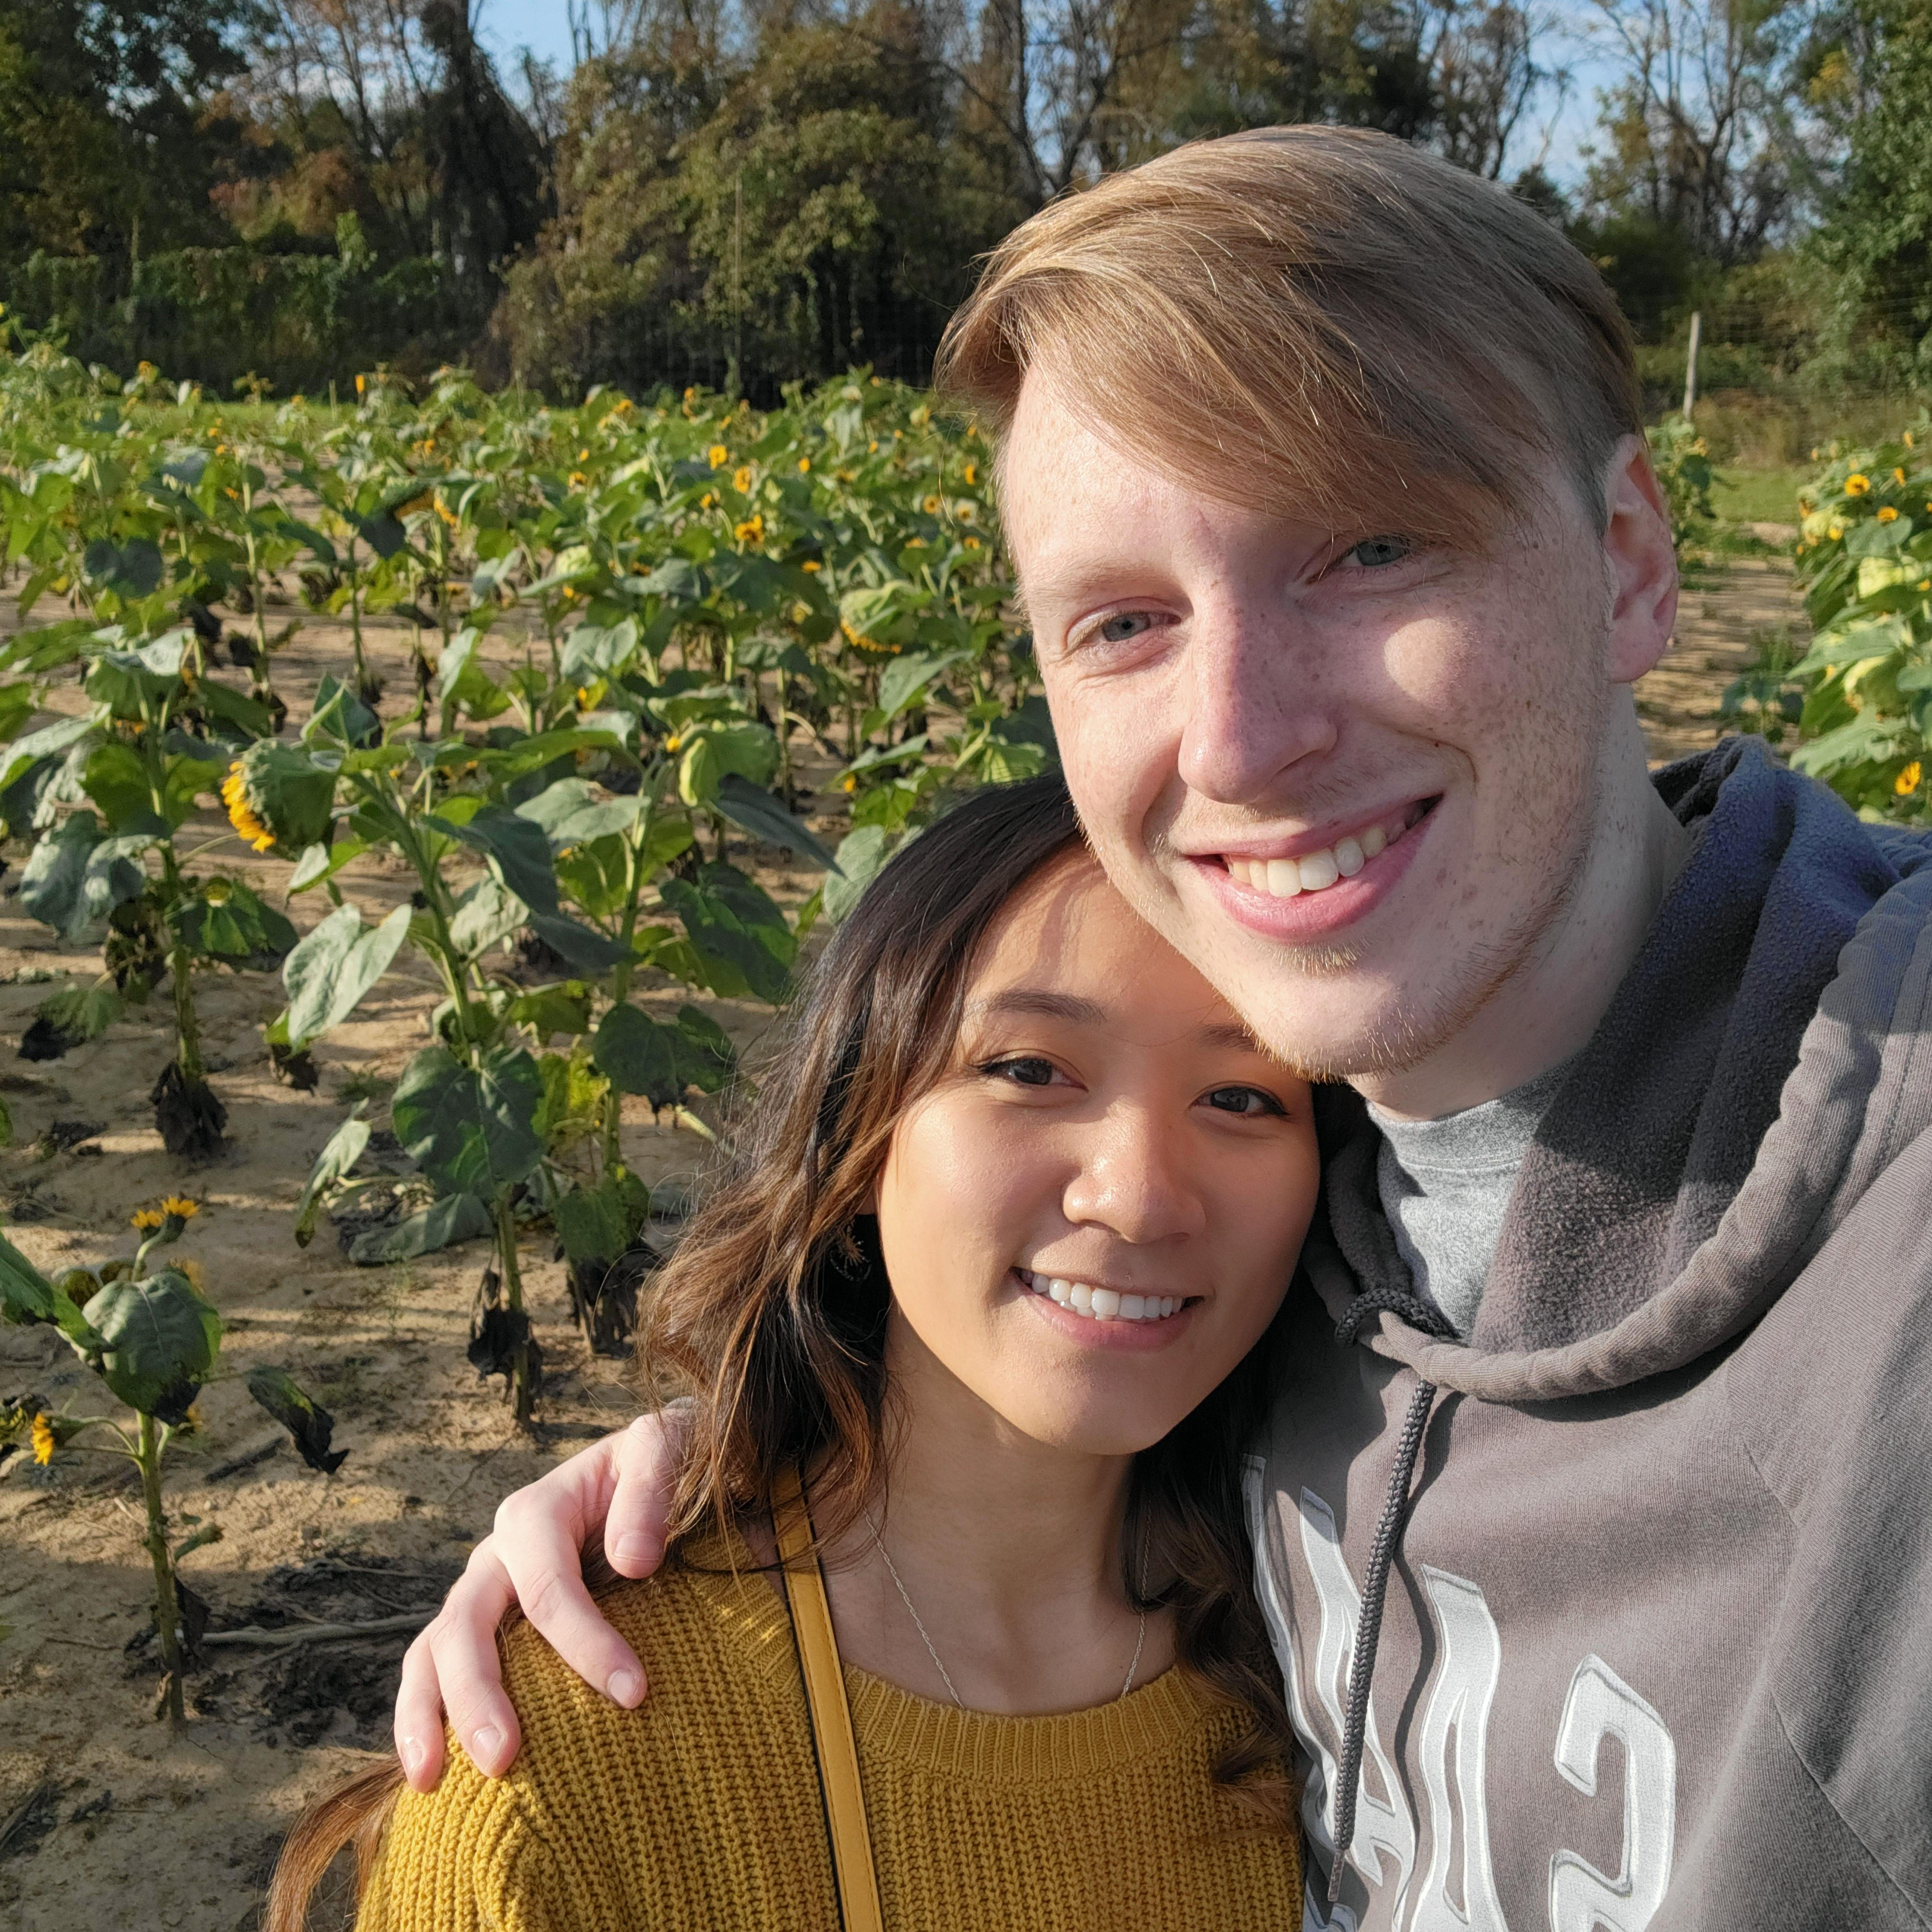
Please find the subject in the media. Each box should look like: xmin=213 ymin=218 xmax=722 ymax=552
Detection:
xmin=1012 ymin=1266 xmax=1203 ymax=1350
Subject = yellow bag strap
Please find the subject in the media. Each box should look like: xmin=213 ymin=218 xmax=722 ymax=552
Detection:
xmin=774 ymin=1464 xmax=885 ymax=1932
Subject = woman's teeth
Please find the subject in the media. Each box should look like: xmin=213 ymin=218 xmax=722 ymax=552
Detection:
xmin=1019 ymin=1270 xmax=1185 ymax=1323
xmin=1224 ymin=805 xmax=1424 ymax=898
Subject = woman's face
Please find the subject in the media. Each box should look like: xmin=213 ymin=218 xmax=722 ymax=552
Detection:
xmin=875 ymin=850 xmax=1319 ymax=1458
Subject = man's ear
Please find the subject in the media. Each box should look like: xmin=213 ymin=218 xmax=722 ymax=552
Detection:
xmin=1602 ymin=435 xmax=1680 ymax=686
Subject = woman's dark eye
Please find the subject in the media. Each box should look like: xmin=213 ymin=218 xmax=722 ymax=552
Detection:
xmin=1204 ymin=1085 xmax=1284 ymax=1117
xmin=1347 ymin=536 xmax=1412 ymax=569
xmin=984 ymin=1056 xmax=1058 ymax=1087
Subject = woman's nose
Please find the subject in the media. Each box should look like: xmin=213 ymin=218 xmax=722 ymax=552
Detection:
xmin=1059 ymin=1107 xmax=1207 ymax=1245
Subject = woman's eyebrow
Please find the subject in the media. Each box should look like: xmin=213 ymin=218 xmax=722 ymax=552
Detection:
xmin=969 ymin=990 xmax=1263 ymax=1053
xmin=1199 ymin=1020 xmax=1266 ymax=1052
xmin=969 ymin=988 xmax=1109 ymax=1025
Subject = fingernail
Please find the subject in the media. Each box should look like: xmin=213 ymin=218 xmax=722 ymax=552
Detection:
xmin=608 ymin=1669 xmax=641 ymax=1706
xmin=470 ymin=1726 xmax=504 ymax=1771
xmin=613 ymin=1533 xmax=656 ymax=1569
xmin=399 ymin=1737 xmax=426 ymax=1779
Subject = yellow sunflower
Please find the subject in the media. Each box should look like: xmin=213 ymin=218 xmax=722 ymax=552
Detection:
xmin=220 ymin=763 xmax=275 ymax=854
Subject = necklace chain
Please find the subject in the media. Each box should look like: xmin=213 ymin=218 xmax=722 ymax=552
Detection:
xmin=862 ymin=1507 xmax=1148 ymax=1709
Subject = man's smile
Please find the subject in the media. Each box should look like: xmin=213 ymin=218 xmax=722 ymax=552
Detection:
xmin=1208 ymin=796 xmax=1441 ymax=898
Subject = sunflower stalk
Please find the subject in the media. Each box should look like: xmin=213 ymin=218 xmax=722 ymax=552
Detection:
xmin=137 ymin=1408 xmax=187 ymax=1725
xmin=491 ymin=1192 xmax=535 ymax=1428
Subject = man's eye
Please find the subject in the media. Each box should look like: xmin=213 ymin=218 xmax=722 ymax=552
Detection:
xmin=982 ymin=1056 xmax=1059 ymax=1087
xmin=1345 ymin=536 xmax=1412 ymax=569
xmin=1097 ymin=611 xmax=1155 ymax=644
xmin=1204 ymin=1085 xmax=1284 ymax=1117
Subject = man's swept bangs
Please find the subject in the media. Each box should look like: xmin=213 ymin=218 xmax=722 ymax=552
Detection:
xmin=935 ymin=128 xmax=1644 ymax=547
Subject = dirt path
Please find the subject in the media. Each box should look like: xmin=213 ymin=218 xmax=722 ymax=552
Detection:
xmin=1636 ymin=551 xmax=1804 ymax=765
xmin=0 ymin=547 xmax=1803 ymax=1931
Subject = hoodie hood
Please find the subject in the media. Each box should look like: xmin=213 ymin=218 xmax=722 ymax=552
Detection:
xmin=1311 ymin=736 xmax=1932 ymax=1402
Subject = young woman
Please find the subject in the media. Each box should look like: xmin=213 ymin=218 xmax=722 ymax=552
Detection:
xmin=270 ymin=771 xmax=1318 ymax=1932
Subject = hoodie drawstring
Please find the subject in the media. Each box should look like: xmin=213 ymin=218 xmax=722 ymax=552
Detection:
xmin=1327 ymin=1288 xmax=1454 ymax=1907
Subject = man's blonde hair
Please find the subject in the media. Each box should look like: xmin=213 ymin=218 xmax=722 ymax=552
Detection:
xmin=934 ymin=127 xmax=1643 ymax=546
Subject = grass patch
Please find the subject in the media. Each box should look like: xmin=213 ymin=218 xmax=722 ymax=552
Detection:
xmin=1712 ymin=465 xmax=1808 ymax=526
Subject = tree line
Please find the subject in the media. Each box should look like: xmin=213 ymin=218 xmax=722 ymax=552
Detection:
xmin=0 ymin=0 xmax=1926 ymax=399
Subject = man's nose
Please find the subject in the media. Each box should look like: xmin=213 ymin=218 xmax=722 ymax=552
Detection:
xmin=1175 ymin=602 xmax=1337 ymax=805
xmin=1060 ymin=1105 xmax=1208 ymax=1245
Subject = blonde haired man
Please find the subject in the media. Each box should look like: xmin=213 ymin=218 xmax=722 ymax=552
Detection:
xmin=394 ymin=130 xmax=1932 ymax=1929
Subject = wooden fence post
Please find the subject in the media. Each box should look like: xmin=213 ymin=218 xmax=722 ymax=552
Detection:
xmin=1682 ymin=311 xmax=1702 ymax=422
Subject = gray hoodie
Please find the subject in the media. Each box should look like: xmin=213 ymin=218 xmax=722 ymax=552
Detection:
xmin=1254 ymin=740 xmax=1932 ymax=1931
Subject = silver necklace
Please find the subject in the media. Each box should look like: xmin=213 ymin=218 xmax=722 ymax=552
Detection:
xmin=863 ymin=1507 xmax=1148 ymax=1709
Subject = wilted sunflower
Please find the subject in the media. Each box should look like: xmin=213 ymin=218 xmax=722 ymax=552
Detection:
xmin=221 ymin=762 xmax=276 ymax=853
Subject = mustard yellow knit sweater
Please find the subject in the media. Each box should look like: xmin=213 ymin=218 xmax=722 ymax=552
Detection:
xmin=357 ymin=1531 xmax=1302 ymax=1932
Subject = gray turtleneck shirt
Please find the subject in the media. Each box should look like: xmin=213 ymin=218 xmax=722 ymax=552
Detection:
xmin=1367 ymin=1056 xmax=1574 ymax=1337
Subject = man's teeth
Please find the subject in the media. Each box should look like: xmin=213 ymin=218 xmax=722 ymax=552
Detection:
xmin=1225 ymin=817 xmax=1405 ymax=897
xmin=1019 ymin=1270 xmax=1185 ymax=1323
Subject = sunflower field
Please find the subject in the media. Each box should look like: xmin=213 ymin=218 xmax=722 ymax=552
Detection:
xmin=1762 ymin=427 xmax=1932 ymax=822
xmin=0 ymin=329 xmax=1053 ymax=1739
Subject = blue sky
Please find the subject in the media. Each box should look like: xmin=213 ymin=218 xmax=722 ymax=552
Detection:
xmin=476 ymin=0 xmax=1609 ymax=190
xmin=476 ymin=0 xmax=578 ymax=75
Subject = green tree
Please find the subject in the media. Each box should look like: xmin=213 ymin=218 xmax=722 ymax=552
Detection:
xmin=496 ymin=10 xmax=1009 ymax=396
xmin=0 ymin=0 xmax=260 ymax=266
xmin=1808 ymin=0 xmax=1932 ymax=386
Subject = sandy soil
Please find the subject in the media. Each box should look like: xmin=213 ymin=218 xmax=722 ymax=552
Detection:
xmin=0 ymin=549 xmax=1796 ymax=1931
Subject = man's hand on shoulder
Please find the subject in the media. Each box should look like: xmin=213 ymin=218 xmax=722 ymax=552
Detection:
xmin=393 ymin=1409 xmax=688 ymax=1792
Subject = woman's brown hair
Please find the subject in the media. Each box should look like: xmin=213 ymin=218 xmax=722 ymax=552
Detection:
xmin=270 ymin=771 xmax=1298 ymax=1929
